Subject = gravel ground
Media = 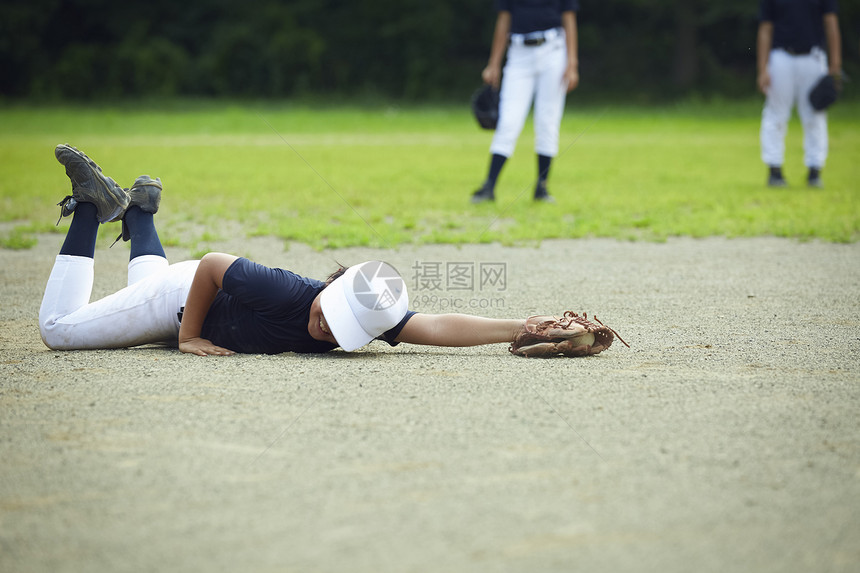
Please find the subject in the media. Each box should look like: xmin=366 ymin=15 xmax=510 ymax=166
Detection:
xmin=1 ymin=234 xmax=858 ymax=573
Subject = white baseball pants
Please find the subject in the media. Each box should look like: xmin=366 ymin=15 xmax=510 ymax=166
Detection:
xmin=491 ymin=31 xmax=569 ymax=159
xmin=39 ymin=254 xmax=199 ymax=350
xmin=760 ymin=47 xmax=829 ymax=168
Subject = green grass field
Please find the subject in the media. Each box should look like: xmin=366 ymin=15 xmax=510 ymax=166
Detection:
xmin=1 ymin=100 xmax=858 ymax=251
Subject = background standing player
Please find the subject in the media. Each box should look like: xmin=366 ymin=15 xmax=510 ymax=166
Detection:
xmin=471 ymin=0 xmax=579 ymax=204
xmin=757 ymin=0 xmax=842 ymax=188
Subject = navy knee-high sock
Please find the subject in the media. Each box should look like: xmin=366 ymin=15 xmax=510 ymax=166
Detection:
xmin=124 ymin=206 xmax=166 ymax=260
xmin=537 ymin=154 xmax=552 ymax=183
xmin=485 ymin=153 xmax=507 ymax=189
xmin=59 ymin=202 xmax=99 ymax=258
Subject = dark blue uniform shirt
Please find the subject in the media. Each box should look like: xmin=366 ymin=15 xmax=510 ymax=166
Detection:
xmin=759 ymin=0 xmax=838 ymax=53
xmin=201 ymin=257 xmax=413 ymax=354
xmin=497 ymin=0 xmax=579 ymax=35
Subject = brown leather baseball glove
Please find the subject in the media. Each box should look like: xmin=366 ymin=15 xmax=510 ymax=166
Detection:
xmin=509 ymin=311 xmax=628 ymax=358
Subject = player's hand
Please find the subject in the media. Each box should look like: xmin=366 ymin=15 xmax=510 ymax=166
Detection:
xmin=482 ymin=64 xmax=501 ymax=89
xmin=179 ymin=337 xmax=235 ymax=356
xmin=564 ymin=64 xmax=579 ymax=92
xmin=757 ymin=70 xmax=771 ymax=95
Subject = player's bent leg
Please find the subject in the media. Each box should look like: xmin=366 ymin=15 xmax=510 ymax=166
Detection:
xmin=39 ymin=255 xmax=95 ymax=348
xmin=40 ymin=260 xmax=199 ymax=350
xmin=58 ymin=202 xmax=100 ymax=259
xmin=118 ymin=177 xmax=167 ymax=283
xmin=124 ymin=205 xmax=168 ymax=285
xmin=128 ymin=254 xmax=170 ymax=286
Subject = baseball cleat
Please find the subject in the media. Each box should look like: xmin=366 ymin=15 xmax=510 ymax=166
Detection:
xmin=471 ymin=182 xmax=496 ymax=204
xmin=807 ymin=168 xmax=823 ymax=188
xmin=533 ymin=180 xmax=556 ymax=203
xmin=114 ymin=175 xmax=163 ymax=244
xmin=767 ymin=174 xmax=788 ymax=187
xmin=127 ymin=175 xmax=162 ymax=214
xmin=767 ymin=166 xmax=788 ymax=188
xmin=55 ymin=144 xmax=130 ymax=224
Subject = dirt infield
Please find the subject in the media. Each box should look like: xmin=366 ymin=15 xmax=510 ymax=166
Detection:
xmin=1 ymin=235 xmax=858 ymax=573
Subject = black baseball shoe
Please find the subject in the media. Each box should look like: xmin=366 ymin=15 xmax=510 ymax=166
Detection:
xmin=533 ymin=180 xmax=556 ymax=203
xmin=55 ymin=144 xmax=130 ymax=224
xmin=807 ymin=167 xmax=823 ymax=188
xmin=113 ymin=175 xmax=163 ymax=244
xmin=767 ymin=166 xmax=788 ymax=188
xmin=471 ymin=182 xmax=495 ymax=203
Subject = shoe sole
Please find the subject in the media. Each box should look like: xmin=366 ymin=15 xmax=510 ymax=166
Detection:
xmin=55 ymin=144 xmax=129 ymax=222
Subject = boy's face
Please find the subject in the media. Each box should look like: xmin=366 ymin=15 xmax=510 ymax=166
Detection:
xmin=308 ymin=293 xmax=337 ymax=345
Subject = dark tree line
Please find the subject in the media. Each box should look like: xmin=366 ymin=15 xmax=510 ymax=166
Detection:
xmin=1 ymin=0 xmax=857 ymax=102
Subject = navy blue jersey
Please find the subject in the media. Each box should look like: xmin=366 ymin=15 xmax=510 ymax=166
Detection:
xmin=201 ymin=258 xmax=414 ymax=354
xmin=497 ymin=0 xmax=578 ymax=35
xmin=759 ymin=0 xmax=838 ymax=53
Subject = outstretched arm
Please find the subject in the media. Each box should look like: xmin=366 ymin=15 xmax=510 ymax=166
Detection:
xmin=178 ymin=252 xmax=238 ymax=356
xmin=394 ymin=313 xmax=525 ymax=347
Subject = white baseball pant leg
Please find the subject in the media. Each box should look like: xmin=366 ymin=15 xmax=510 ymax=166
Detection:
xmin=39 ymin=255 xmax=199 ymax=350
xmin=491 ymin=32 xmax=568 ymax=158
xmin=761 ymin=48 xmax=829 ymax=168
xmin=532 ymin=34 xmax=569 ymax=157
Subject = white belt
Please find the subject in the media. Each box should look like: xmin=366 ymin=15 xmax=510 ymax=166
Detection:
xmin=509 ymin=27 xmax=562 ymax=47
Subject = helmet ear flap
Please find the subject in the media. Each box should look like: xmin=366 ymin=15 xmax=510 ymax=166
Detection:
xmin=471 ymin=85 xmax=500 ymax=130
